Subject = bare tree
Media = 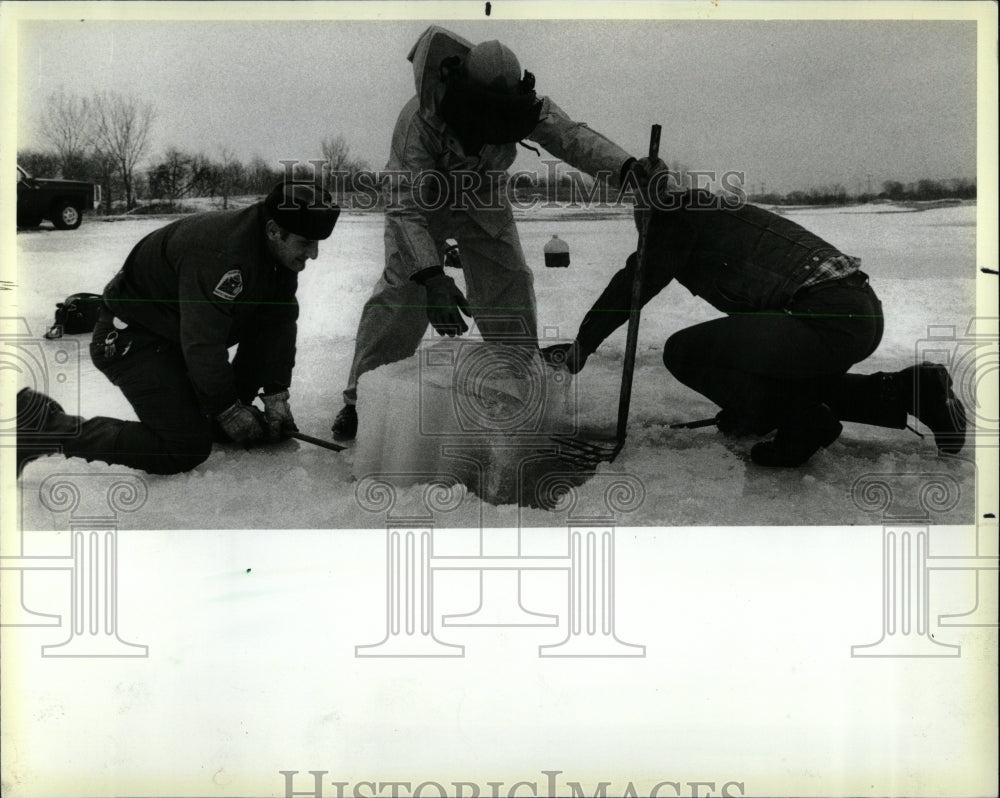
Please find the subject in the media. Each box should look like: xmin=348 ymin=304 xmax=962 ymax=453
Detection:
xmin=246 ymin=154 xmax=281 ymax=195
xmin=148 ymin=147 xmax=205 ymax=204
xmin=89 ymin=90 xmax=155 ymax=211
xmin=193 ymin=156 xmax=217 ymax=198
xmin=216 ymin=147 xmax=245 ymax=210
xmin=321 ymin=134 xmax=368 ymax=193
xmin=40 ymin=90 xmax=92 ymax=180
xmin=91 ymin=149 xmax=118 ymax=214
xmin=321 ymin=134 xmax=353 ymax=172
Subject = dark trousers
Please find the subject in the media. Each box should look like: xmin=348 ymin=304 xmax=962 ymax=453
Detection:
xmin=662 ymin=274 xmax=905 ymax=430
xmin=62 ymin=313 xmax=215 ymax=475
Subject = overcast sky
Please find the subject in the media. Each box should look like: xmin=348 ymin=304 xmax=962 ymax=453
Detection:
xmin=12 ymin=8 xmax=982 ymax=194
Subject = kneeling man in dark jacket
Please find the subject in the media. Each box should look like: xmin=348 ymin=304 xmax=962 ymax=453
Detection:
xmin=544 ymin=189 xmax=966 ymax=467
xmin=17 ymin=182 xmax=339 ymax=476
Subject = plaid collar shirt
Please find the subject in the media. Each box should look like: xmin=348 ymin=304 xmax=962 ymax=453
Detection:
xmin=798 ymin=253 xmax=862 ymax=289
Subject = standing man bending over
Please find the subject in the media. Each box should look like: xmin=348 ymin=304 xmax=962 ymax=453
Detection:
xmin=331 ymin=25 xmax=658 ymax=440
xmin=17 ymin=182 xmax=339 ymax=476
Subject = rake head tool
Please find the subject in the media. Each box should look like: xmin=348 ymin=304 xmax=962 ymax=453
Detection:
xmin=551 ymin=430 xmax=627 ymax=470
xmin=552 ymin=123 xmax=662 ymax=470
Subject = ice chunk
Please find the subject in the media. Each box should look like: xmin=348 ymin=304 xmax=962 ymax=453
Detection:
xmin=352 ymin=340 xmax=580 ymax=505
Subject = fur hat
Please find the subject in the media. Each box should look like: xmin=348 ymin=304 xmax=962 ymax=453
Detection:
xmin=264 ymin=182 xmax=339 ymax=240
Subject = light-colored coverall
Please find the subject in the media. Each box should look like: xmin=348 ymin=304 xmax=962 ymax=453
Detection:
xmin=343 ymin=25 xmax=632 ymax=404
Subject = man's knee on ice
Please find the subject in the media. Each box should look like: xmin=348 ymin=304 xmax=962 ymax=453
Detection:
xmin=149 ymin=434 xmax=213 ymax=475
xmin=662 ymin=331 xmax=695 ymax=379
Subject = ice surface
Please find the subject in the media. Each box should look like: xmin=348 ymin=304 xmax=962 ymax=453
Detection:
xmin=9 ymin=202 xmax=985 ymax=527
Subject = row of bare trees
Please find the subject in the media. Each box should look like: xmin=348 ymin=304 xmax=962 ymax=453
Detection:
xmin=37 ymin=89 xmax=155 ymax=212
xmin=142 ymin=140 xmax=371 ymax=210
xmin=145 ymin=147 xmax=261 ymax=210
xmin=22 ymin=90 xmax=372 ymax=214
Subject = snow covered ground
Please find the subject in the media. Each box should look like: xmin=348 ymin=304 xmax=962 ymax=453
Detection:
xmin=9 ymin=201 xmax=985 ymax=528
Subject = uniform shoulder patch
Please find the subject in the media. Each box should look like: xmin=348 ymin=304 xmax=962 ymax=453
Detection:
xmin=213 ymin=269 xmax=244 ymax=300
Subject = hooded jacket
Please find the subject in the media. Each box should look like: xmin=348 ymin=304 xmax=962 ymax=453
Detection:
xmin=575 ymin=191 xmax=853 ymax=356
xmin=385 ymin=26 xmax=633 ymax=280
xmin=102 ymin=204 xmax=299 ymax=415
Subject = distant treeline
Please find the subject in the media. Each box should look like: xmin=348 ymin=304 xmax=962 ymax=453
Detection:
xmin=21 ymin=137 xmax=977 ymax=214
xmin=748 ymin=178 xmax=976 ymax=206
xmin=21 ymin=87 xmax=976 ymax=213
xmin=18 ymin=141 xmax=370 ymax=216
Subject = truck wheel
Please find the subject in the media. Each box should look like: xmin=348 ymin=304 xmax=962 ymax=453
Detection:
xmin=52 ymin=201 xmax=83 ymax=230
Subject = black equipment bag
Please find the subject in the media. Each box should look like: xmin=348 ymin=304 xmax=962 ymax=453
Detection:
xmin=44 ymin=293 xmax=103 ymax=339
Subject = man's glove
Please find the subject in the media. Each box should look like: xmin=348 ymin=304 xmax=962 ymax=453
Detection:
xmin=217 ymin=401 xmax=267 ymax=445
xmin=541 ymin=341 xmax=588 ymax=375
xmin=620 ymin=156 xmax=670 ymax=202
xmin=418 ymin=268 xmax=472 ymax=337
xmin=260 ymin=390 xmax=299 ymax=441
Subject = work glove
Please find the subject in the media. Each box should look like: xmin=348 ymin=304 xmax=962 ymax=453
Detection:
xmin=418 ymin=269 xmax=472 ymax=337
xmin=620 ymin=156 xmax=670 ymax=204
xmin=216 ymin=401 xmax=267 ymax=446
xmin=260 ymin=390 xmax=299 ymax=442
xmin=541 ymin=341 xmax=588 ymax=375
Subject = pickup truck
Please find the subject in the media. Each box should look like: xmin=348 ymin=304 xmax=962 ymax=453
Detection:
xmin=17 ymin=165 xmax=102 ymax=230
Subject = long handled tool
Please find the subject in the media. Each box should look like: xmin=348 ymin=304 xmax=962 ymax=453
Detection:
xmin=669 ymin=417 xmax=718 ymax=430
xmin=552 ymin=124 xmax=662 ymax=468
xmin=289 ymin=430 xmax=346 ymax=452
xmin=256 ymin=394 xmax=347 ymax=452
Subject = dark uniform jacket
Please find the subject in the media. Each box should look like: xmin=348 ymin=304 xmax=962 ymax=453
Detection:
xmin=102 ymin=204 xmax=298 ymax=415
xmin=576 ymin=190 xmax=849 ymax=356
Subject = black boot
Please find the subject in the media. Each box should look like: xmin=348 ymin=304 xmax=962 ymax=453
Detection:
xmin=895 ymin=362 xmax=967 ymax=454
xmin=750 ymin=403 xmax=843 ymax=468
xmin=715 ymin=408 xmax=776 ymax=438
xmin=15 ymin=387 xmax=80 ymax=476
xmin=828 ymin=372 xmax=907 ymax=429
xmin=331 ymin=404 xmax=358 ymax=441
xmin=828 ymin=364 xmax=967 ymax=454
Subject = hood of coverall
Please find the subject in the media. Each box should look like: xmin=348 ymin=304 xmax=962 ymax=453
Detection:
xmin=408 ymin=25 xmax=475 ymax=111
